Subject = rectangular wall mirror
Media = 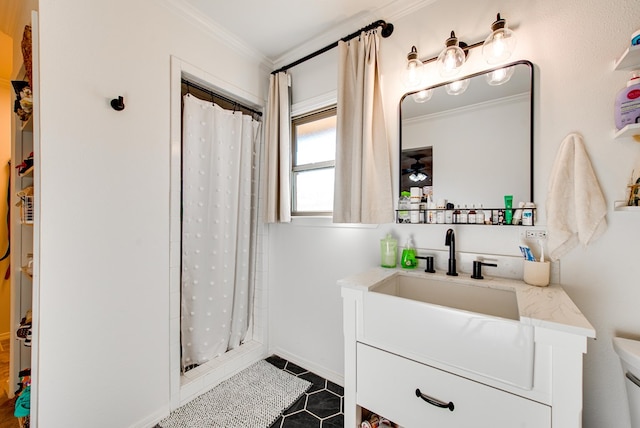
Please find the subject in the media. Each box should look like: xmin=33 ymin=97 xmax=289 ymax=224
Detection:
xmin=399 ymin=60 xmax=534 ymax=209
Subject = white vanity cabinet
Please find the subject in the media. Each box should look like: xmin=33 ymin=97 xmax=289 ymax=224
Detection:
xmin=357 ymin=343 xmax=550 ymax=428
xmin=340 ymin=268 xmax=596 ymax=428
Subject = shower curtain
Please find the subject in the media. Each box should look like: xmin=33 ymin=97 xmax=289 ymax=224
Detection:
xmin=181 ymin=93 xmax=261 ymax=369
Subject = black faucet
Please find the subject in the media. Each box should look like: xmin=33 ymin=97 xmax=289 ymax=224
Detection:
xmin=445 ymin=228 xmax=458 ymax=276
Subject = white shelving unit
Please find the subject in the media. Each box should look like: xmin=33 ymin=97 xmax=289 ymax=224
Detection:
xmin=613 ymin=43 xmax=640 ymax=142
xmin=10 ymin=105 xmax=34 ymax=398
xmin=614 ymin=44 xmax=640 ymax=71
xmin=614 ymin=38 xmax=640 ymax=212
xmin=614 ymin=123 xmax=640 ymax=142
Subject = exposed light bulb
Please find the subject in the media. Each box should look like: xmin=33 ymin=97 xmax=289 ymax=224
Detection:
xmin=409 ymin=172 xmax=427 ymax=182
xmin=403 ymin=46 xmax=426 ymax=89
xmin=482 ymin=13 xmax=517 ymax=64
xmin=412 ymin=89 xmax=433 ymax=103
xmin=445 ymin=78 xmax=470 ymax=95
xmin=486 ymin=66 xmax=515 ymax=86
xmin=437 ymin=31 xmax=466 ymax=77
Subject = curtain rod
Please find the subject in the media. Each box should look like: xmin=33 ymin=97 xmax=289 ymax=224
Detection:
xmin=181 ymin=78 xmax=263 ymax=118
xmin=271 ymin=19 xmax=394 ymax=75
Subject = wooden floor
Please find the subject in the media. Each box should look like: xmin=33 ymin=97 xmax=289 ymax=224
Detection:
xmin=0 ymin=337 xmax=19 ymax=428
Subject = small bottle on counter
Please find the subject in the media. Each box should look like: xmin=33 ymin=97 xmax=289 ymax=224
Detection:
xmin=400 ymin=237 xmax=417 ymax=269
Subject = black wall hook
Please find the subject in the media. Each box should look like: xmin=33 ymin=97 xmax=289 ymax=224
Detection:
xmin=110 ymin=96 xmax=125 ymax=111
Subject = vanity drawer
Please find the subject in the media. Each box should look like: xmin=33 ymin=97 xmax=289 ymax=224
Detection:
xmin=356 ymin=343 xmax=550 ymax=428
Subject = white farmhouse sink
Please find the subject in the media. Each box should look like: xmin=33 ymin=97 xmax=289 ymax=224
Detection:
xmin=361 ymin=272 xmax=534 ymax=389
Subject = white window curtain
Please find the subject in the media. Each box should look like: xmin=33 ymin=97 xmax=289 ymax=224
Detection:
xmin=181 ymin=93 xmax=261 ymax=369
xmin=334 ymin=30 xmax=393 ymax=224
xmin=264 ymin=72 xmax=292 ymax=223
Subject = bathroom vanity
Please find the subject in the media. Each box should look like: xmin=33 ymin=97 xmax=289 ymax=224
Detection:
xmin=340 ymin=268 xmax=595 ymax=428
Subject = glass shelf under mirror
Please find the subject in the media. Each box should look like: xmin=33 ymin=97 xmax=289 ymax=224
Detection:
xmin=395 ymin=207 xmax=536 ymax=226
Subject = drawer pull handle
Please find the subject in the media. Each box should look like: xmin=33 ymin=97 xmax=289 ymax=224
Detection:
xmin=415 ymin=388 xmax=455 ymax=411
xmin=627 ymin=372 xmax=640 ymax=389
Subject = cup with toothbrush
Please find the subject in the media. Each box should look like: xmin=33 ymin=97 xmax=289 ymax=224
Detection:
xmin=520 ymin=240 xmax=550 ymax=287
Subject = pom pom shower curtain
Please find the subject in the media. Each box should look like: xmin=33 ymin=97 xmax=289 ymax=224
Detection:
xmin=181 ymin=93 xmax=261 ymax=369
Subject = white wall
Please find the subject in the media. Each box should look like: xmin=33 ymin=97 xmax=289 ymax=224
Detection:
xmin=36 ymin=1 xmax=268 ymax=426
xmin=268 ymin=0 xmax=640 ymax=427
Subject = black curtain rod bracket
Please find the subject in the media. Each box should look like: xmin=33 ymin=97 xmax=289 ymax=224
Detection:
xmin=272 ymin=19 xmax=394 ymax=75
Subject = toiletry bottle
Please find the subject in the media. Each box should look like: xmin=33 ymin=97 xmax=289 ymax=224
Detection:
xmin=445 ymin=203 xmax=454 ymax=224
xmin=410 ymin=187 xmax=422 ymax=223
xmin=468 ymin=205 xmax=476 ymax=224
xmin=615 ymin=71 xmax=640 ymax=130
xmin=522 ymin=202 xmax=535 ymax=226
xmin=475 ymin=204 xmax=485 ymax=224
xmin=400 ymin=237 xmax=417 ymax=269
xmin=398 ymin=191 xmax=411 ymax=223
xmin=504 ymin=195 xmax=513 ymax=225
xmin=380 ymin=234 xmax=398 ymax=268
xmin=453 ymin=205 xmax=461 ymax=223
xmin=459 ymin=204 xmax=468 ymax=224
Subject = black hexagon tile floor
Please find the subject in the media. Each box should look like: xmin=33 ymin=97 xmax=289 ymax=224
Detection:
xmin=266 ymin=355 xmax=344 ymax=428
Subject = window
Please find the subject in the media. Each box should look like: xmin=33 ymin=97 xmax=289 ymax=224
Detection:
xmin=291 ymin=107 xmax=337 ymax=215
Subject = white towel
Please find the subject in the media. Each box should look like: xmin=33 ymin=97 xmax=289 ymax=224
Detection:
xmin=546 ymin=133 xmax=607 ymax=261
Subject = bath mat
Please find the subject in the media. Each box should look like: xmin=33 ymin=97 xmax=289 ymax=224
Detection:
xmin=159 ymin=360 xmax=311 ymax=428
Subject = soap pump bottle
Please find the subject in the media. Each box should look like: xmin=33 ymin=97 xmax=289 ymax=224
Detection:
xmin=380 ymin=233 xmax=398 ymax=268
xmin=400 ymin=237 xmax=417 ymax=269
xmin=615 ymin=71 xmax=640 ymax=130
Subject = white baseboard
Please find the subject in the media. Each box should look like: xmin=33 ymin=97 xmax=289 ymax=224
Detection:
xmin=131 ymin=406 xmax=169 ymax=428
xmin=269 ymin=347 xmax=344 ymax=387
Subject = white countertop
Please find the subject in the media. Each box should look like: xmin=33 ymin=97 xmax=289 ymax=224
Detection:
xmin=339 ymin=267 xmax=596 ymax=338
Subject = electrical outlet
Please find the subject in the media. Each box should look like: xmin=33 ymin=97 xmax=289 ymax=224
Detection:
xmin=525 ymin=230 xmax=547 ymax=239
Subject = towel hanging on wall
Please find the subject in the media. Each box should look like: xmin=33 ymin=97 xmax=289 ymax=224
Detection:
xmin=546 ymin=132 xmax=607 ymax=261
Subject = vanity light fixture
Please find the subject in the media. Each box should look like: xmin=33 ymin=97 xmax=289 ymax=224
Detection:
xmin=482 ymin=14 xmax=517 ymax=64
xmin=486 ymin=65 xmax=515 ymax=86
xmin=403 ymin=46 xmax=426 ymax=89
xmin=412 ymin=88 xmax=433 ymax=103
xmin=437 ymin=31 xmax=468 ymax=77
xmin=403 ymin=12 xmax=517 ymax=83
xmin=445 ymin=78 xmax=470 ymax=95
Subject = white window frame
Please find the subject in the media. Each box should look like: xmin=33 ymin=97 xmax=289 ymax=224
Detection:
xmin=291 ymin=106 xmax=337 ymax=216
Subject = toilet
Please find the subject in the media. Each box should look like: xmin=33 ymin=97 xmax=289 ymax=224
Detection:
xmin=613 ymin=337 xmax=640 ymax=428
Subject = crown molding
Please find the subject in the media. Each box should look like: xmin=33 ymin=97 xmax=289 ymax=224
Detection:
xmin=162 ymin=0 xmax=274 ymax=71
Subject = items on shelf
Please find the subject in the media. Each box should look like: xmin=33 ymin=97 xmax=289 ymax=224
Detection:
xmin=395 ymin=204 xmax=536 ymax=225
xmin=15 ymin=310 xmax=32 ymax=347
xmin=16 ymin=152 xmax=34 ymax=176
xmin=614 ymin=71 xmax=640 ymax=131
xmin=361 ymin=409 xmax=398 ymax=427
xmin=14 ymin=368 xmax=31 ymax=428
xmin=11 ymin=81 xmax=32 ymax=123
xmin=626 ymin=172 xmax=640 ymax=207
xmin=16 ymin=186 xmax=34 ymax=224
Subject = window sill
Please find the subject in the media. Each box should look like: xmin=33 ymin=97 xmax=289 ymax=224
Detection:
xmin=287 ymin=216 xmax=380 ymax=229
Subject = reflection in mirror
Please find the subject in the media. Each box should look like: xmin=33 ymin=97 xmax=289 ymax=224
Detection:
xmin=400 ymin=61 xmax=533 ymax=209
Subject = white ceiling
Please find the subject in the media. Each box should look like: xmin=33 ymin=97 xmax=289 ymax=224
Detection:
xmin=1 ymin=0 xmax=431 ymax=68
xmin=179 ymin=0 xmax=431 ymax=65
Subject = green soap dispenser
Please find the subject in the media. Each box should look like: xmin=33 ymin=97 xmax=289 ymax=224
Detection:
xmin=400 ymin=237 xmax=417 ymax=269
